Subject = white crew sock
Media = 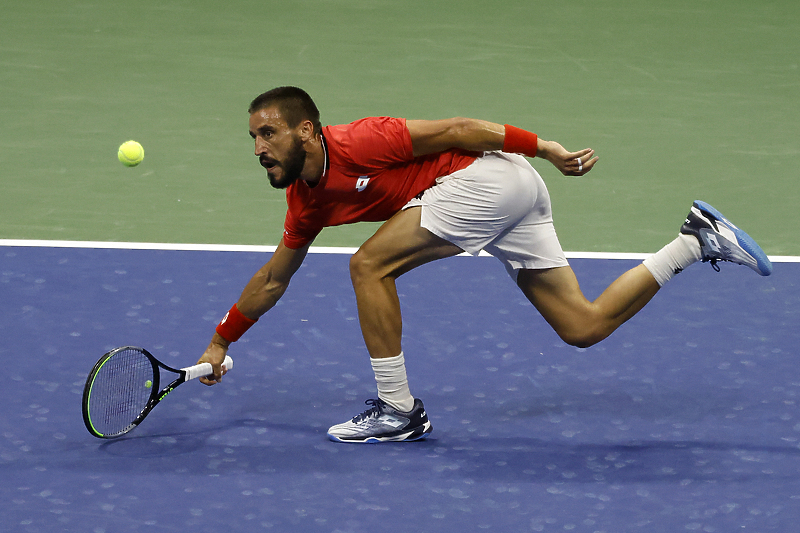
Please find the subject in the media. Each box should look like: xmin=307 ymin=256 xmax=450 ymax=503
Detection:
xmin=643 ymin=234 xmax=703 ymax=287
xmin=371 ymin=352 xmax=415 ymax=412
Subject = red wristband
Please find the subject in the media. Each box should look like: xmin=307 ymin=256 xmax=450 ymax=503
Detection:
xmin=503 ymin=124 xmax=538 ymax=158
xmin=216 ymin=304 xmax=257 ymax=343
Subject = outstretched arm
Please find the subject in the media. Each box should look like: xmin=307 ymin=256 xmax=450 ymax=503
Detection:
xmin=197 ymin=239 xmax=310 ymax=384
xmin=406 ymin=117 xmax=597 ymax=176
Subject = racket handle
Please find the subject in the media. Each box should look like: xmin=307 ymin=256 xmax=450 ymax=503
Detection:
xmin=183 ymin=355 xmax=234 ymax=381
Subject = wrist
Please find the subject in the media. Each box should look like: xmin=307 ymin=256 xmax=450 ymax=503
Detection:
xmin=211 ymin=332 xmax=232 ymax=348
xmin=215 ymin=304 xmax=257 ymax=343
xmin=535 ymin=138 xmax=550 ymax=159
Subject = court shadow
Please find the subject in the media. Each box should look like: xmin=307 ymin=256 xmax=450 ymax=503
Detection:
xmin=98 ymin=429 xmax=210 ymax=457
xmin=419 ymin=435 xmax=800 ymax=484
xmin=86 ymin=416 xmax=800 ymax=486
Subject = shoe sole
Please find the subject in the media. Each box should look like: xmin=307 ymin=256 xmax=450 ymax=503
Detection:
xmin=693 ymin=200 xmax=773 ymax=276
xmin=327 ymin=422 xmax=433 ymax=444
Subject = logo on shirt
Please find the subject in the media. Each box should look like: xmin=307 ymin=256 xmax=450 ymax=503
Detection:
xmin=355 ymin=176 xmax=370 ymax=192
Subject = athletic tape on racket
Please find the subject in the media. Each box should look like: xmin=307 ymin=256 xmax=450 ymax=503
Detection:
xmin=184 ymin=355 xmax=234 ymax=381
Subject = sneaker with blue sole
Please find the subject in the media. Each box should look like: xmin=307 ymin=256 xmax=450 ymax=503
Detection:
xmin=681 ymin=200 xmax=772 ymax=276
xmin=327 ymin=398 xmax=432 ymax=443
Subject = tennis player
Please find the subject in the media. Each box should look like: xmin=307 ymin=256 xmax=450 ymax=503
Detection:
xmin=198 ymin=86 xmax=772 ymax=443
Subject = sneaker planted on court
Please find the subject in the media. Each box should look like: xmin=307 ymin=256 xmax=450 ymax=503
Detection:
xmin=681 ymin=200 xmax=772 ymax=276
xmin=327 ymin=398 xmax=432 ymax=443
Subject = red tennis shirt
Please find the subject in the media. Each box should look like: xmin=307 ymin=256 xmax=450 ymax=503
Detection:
xmin=281 ymin=116 xmax=478 ymax=249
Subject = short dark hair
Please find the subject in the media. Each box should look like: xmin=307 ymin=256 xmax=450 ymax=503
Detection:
xmin=249 ymin=86 xmax=322 ymax=135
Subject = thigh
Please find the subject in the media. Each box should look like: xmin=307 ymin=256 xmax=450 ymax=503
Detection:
xmin=516 ymin=266 xmax=593 ymax=331
xmin=355 ymin=206 xmax=464 ymax=279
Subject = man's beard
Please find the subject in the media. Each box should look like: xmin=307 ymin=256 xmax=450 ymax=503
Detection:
xmin=266 ymin=136 xmax=306 ymax=189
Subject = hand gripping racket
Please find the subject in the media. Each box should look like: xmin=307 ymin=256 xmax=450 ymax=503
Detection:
xmin=82 ymin=346 xmax=233 ymax=438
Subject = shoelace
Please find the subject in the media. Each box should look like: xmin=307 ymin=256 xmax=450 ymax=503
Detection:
xmin=351 ymin=399 xmax=385 ymax=423
xmin=701 ymin=257 xmax=721 ymax=272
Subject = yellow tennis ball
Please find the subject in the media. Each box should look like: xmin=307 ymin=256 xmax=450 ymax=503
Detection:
xmin=118 ymin=140 xmax=144 ymax=167
xmin=145 ymin=380 xmax=152 ymax=389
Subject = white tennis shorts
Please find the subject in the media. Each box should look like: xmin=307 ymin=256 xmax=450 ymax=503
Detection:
xmin=403 ymin=151 xmax=568 ymax=278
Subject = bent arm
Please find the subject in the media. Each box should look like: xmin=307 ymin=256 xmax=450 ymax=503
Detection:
xmin=198 ymin=239 xmax=310 ymax=383
xmin=406 ymin=117 xmax=598 ymax=176
xmin=406 ymin=117 xmax=505 ymax=157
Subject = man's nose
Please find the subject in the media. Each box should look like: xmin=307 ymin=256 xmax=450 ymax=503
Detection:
xmin=254 ymin=137 xmax=267 ymax=155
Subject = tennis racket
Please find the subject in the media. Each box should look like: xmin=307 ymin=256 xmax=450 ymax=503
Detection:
xmin=82 ymin=346 xmax=233 ymax=439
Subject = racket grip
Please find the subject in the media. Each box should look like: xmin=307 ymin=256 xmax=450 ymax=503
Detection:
xmin=184 ymin=355 xmax=234 ymax=381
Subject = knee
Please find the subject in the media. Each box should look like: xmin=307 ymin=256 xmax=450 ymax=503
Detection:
xmin=349 ymin=248 xmax=380 ymax=286
xmin=555 ymin=325 xmax=606 ymax=349
xmin=562 ymin=335 xmax=599 ymax=349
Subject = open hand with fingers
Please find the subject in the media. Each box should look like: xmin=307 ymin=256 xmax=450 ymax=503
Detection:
xmin=538 ymin=140 xmax=598 ymax=176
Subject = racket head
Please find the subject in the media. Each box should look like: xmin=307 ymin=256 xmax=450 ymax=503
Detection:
xmin=82 ymin=346 xmax=160 ymax=438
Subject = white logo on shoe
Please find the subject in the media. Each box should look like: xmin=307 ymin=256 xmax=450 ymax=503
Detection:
xmin=383 ymin=416 xmax=405 ymax=428
xmin=706 ymin=233 xmax=721 ymax=252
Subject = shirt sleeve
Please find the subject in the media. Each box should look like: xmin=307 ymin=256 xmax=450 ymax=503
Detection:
xmin=282 ymin=204 xmax=322 ymax=249
xmin=334 ymin=117 xmax=414 ymax=170
xmin=281 ymin=225 xmax=316 ymax=250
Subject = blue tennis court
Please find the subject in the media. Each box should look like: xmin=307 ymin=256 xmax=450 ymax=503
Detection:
xmin=1 ymin=244 xmax=797 ymax=532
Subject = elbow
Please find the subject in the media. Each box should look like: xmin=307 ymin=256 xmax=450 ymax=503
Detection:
xmin=448 ymin=117 xmax=475 ymax=139
xmin=245 ymin=269 xmax=291 ymax=308
xmin=262 ymin=276 xmax=290 ymax=302
xmin=448 ymin=117 xmax=499 ymax=152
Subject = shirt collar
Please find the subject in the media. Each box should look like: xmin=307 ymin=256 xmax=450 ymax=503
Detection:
xmin=320 ymin=132 xmax=329 ymax=179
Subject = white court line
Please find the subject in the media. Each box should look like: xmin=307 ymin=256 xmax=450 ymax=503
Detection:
xmin=0 ymin=239 xmax=798 ymax=262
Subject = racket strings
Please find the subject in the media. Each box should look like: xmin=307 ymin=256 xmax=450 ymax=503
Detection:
xmin=87 ymin=348 xmax=155 ymax=436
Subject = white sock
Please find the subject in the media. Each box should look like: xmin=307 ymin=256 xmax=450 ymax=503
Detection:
xmin=371 ymin=352 xmax=415 ymax=412
xmin=643 ymin=234 xmax=703 ymax=287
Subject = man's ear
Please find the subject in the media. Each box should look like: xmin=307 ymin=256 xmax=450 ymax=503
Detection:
xmin=299 ymin=119 xmax=315 ymax=142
